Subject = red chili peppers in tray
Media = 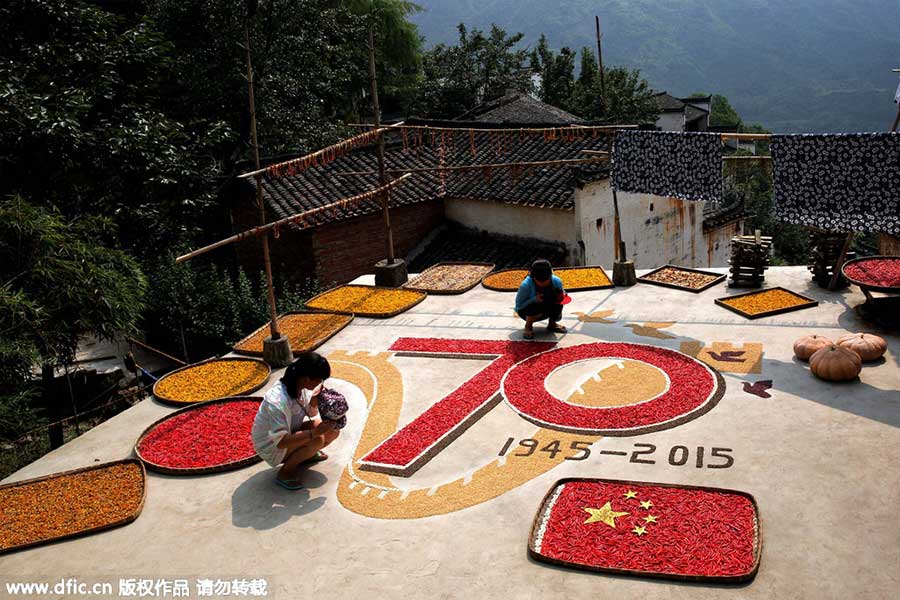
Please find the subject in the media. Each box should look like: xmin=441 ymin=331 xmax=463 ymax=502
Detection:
xmin=137 ymin=400 xmax=261 ymax=471
xmin=844 ymin=258 xmax=900 ymax=289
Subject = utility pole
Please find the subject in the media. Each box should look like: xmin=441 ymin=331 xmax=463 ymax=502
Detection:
xmin=595 ymin=15 xmax=607 ymax=116
xmin=244 ymin=0 xmax=292 ymax=366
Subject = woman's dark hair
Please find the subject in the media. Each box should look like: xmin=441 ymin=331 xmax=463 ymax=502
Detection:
xmin=280 ymin=352 xmax=331 ymax=398
xmin=530 ymin=259 xmax=553 ymax=282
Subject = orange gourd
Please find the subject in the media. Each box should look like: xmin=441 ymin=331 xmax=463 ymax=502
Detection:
xmin=809 ymin=345 xmax=861 ymax=382
xmin=793 ymin=334 xmax=832 ymax=362
xmin=836 ymin=333 xmax=887 ymax=362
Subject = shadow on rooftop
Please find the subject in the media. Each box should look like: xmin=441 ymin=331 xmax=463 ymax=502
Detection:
xmin=231 ymin=469 xmax=328 ymax=530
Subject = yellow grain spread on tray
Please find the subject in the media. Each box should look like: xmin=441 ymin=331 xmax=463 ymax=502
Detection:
xmin=484 ymin=268 xmax=611 ymax=291
xmin=306 ymin=285 xmax=424 ymax=316
xmin=155 ymin=359 xmax=269 ymax=404
xmin=720 ymin=289 xmax=811 ymax=315
xmin=234 ymin=313 xmax=352 ymax=355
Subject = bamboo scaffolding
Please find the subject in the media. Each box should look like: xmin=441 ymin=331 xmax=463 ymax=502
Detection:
xmin=176 ymin=174 xmax=412 ymax=264
xmin=332 ymin=156 xmax=610 ymax=178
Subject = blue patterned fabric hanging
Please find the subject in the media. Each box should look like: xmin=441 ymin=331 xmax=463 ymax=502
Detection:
xmin=771 ymin=133 xmax=900 ymax=235
xmin=612 ymin=131 xmax=723 ymax=203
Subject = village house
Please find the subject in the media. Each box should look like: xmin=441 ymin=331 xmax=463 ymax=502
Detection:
xmin=227 ymin=98 xmax=744 ymax=286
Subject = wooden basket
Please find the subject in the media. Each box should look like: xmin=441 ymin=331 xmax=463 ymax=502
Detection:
xmin=528 ymin=477 xmax=762 ymax=583
xmin=305 ymin=284 xmax=427 ymax=318
xmin=232 ymin=311 xmax=353 ymax=357
xmin=714 ymin=287 xmax=819 ymax=320
xmin=403 ymin=262 xmax=495 ymax=295
xmin=637 ymin=265 xmax=726 ymax=293
xmin=135 ymin=397 xmax=263 ymax=476
xmin=0 ymin=459 xmax=146 ymax=556
xmin=152 ymin=357 xmax=271 ymax=407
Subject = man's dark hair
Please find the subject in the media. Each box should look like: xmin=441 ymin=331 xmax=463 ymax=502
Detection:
xmin=280 ymin=352 xmax=331 ymax=397
xmin=530 ymin=259 xmax=553 ymax=282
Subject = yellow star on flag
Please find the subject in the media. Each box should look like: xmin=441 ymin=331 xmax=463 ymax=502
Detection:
xmin=640 ymin=500 xmax=653 ymax=509
xmin=632 ymin=526 xmax=647 ymax=536
xmin=583 ymin=502 xmax=630 ymax=528
xmin=623 ymin=490 xmax=638 ymax=499
xmin=643 ymin=514 xmax=658 ymax=524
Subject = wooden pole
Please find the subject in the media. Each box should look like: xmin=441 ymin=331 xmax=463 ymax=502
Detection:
xmin=176 ymin=175 xmax=412 ymax=264
xmin=595 ymin=15 xmax=606 ymax=116
xmin=828 ymin=232 xmax=855 ymax=291
xmin=369 ymin=23 xmax=395 ymax=263
xmin=612 ymin=187 xmax=625 ymax=260
xmin=42 ymin=363 xmax=63 ymax=449
xmin=245 ymin=21 xmax=281 ymax=341
xmin=892 ymin=107 xmax=900 ymax=133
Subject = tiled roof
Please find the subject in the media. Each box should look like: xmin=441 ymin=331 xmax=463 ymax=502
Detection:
xmin=455 ymin=93 xmax=586 ymax=124
xmin=654 ymin=92 xmax=687 ymax=112
xmin=254 ymin=119 xmax=612 ymax=224
xmin=408 ymin=223 xmax=568 ymax=272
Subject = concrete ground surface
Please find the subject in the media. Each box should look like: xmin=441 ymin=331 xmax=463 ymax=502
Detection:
xmin=2 ymin=266 xmax=898 ymax=600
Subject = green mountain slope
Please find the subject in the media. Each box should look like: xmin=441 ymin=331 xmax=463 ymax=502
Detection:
xmin=411 ymin=0 xmax=900 ymax=132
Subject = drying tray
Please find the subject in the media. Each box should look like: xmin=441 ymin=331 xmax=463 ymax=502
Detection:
xmin=0 ymin=459 xmax=146 ymax=556
xmin=841 ymin=256 xmax=900 ymax=294
xmin=528 ymin=477 xmax=761 ymax=583
xmin=305 ymin=284 xmax=427 ymax=318
xmin=482 ymin=266 xmax=615 ymax=292
xmin=714 ymin=287 xmax=819 ymax=320
xmin=637 ymin=265 xmax=727 ymax=293
xmin=152 ymin=357 xmax=271 ymax=407
xmin=135 ymin=397 xmax=263 ymax=475
xmin=403 ymin=262 xmax=495 ymax=295
xmin=232 ymin=311 xmax=353 ymax=357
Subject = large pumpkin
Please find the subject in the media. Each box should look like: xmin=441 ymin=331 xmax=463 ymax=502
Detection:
xmin=793 ymin=334 xmax=833 ymax=361
xmin=809 ymin=345 xmax=862 ymax=382
xmin=836 ymin=333 xmax=887 ymax=362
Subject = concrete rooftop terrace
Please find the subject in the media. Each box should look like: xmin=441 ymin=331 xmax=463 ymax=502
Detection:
xmin=2 ymin=266 xmax=899 ymax=600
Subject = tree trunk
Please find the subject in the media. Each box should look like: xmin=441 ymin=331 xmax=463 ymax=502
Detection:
xmin=42 ymin=364 xmax=64 ymax=449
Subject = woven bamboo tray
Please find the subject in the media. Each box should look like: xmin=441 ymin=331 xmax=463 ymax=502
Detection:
xmin=714 ymin=287 xmax=819 ymax=320
xmin=482 ymin=266 xmax=615 ymax=292
xmin=135 ymin=397 xmax=263 ymax=475
xmin=232 ymin=311 xmax=353 ymax=357
xmin=305 ymin=284 xmax=427 ymax=318
xmin=403 ymin=262 xmax=495 ymax=295
xmin=841 ymin=256 xmax=900 ymax=294
xmin=0 ymin=459 xmax=146 ymax=556
xmin=152 ymin=357 xmax=271 ymax=407
xmin=528 ymin=477 xmax=762 ymax=583
xmin=637 ymin=265 xmax=727 ymax=293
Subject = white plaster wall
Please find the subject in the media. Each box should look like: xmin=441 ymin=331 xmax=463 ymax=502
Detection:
xmin=575 ymin=180 xmax=738 ymax=270
xmin=656 ymin=112 xmax=684 ymax=132
xmin=445 ymin=197 xmax=578 ymax=257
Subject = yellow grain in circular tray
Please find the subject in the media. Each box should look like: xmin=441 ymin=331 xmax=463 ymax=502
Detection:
xmin=154 ymin=359 xmax=270 ymax=404
xmin=483 ymin=268 xmax=612 ymax=291
xmin=234 ymin=313 xmax=352 ymax=355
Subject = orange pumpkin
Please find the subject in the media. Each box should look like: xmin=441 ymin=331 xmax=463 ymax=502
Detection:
xmin=809 ymin=345 xmax=862 ymax=382
xmin=836 ymin=333 xmax=887 ymax=362
xmin=793 ymin=334 xmax=833 ymax=361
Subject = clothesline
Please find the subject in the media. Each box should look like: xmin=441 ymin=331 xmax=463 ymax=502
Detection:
xmin=332 ymin=156 xmax=609 ymax=178
xmin=176 ymin=174 xmax=412 ymax=264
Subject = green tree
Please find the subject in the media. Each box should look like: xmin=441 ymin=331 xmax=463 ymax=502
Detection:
xmin=531 ymin=35 xmax=576 ymax=113
xmin=0 ymin=0 xmax=232 ymax=260
xmin=416 ymin=24 xmax=531 ymax=118
xmin=0 ymin=196 xmax=146 ymax=447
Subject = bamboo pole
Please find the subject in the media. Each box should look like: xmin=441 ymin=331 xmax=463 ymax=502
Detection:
xmin=244 ymin=20 xmax=281 ymax=341
xmin=392 ymin=124 xmax=635 ymax=134
xmin=720 ymin=133 xmax=772 ymax=140
xmin=175 ymin=175 xmax=412 ymax=264
xmin=126 ymin=337 xmax=187 ymax=366
xmin=368 ymin=23 xmax=395 ymax=263
xmin=723 ymin=156 xmax=772 ymax=161
xmin=332 ymin=156 xmax=609 ymax=178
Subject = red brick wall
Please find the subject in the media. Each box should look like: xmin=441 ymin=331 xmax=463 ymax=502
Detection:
xmin=312 ymin=200 xmax=445 ymax=285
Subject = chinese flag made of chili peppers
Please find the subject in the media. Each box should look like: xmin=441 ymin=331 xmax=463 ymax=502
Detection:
xmin=530 ymin=479 xmax=760 ymax=581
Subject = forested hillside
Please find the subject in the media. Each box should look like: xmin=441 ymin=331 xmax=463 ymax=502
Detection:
xmin=412 ymin=0 xmax=900 ymax=132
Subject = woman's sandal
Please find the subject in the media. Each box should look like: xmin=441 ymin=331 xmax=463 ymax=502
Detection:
xmin=523 ymin=329 xmax=534 ymax=340
xmin=547 ymin=323 xmax=567 ymax=333
xmin=303 ymin=450 xmax=328 ymax=464
xmin=275 ymin=478 xmax=305 ymax=491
